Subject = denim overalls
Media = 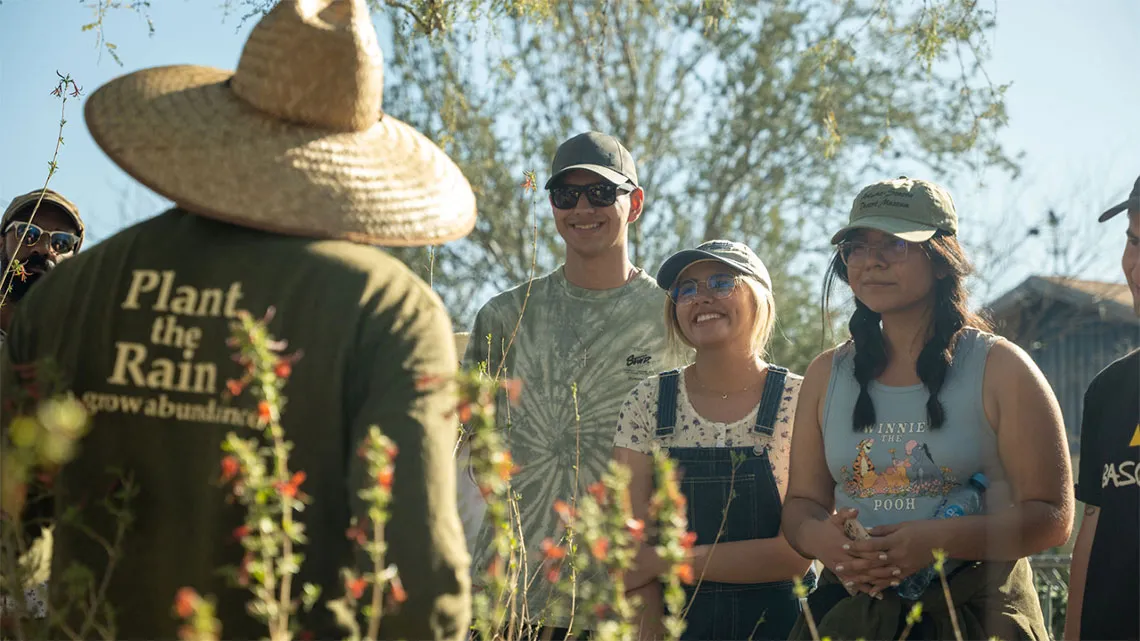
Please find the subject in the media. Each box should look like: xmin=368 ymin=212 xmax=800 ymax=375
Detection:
xmin=654 ymin=365 xmax=815 ymax=641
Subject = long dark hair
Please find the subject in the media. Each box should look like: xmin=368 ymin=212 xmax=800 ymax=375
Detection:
xmin=822 ymin=231 xmax=992 ymax=431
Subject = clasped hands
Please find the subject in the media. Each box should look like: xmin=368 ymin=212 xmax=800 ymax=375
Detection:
xmin=806 ymin=508 xmax=941 ymax=598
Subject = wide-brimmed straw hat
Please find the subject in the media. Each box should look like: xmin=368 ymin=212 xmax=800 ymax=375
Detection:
xmin=84 ymin=0 xmax=476 ymax=247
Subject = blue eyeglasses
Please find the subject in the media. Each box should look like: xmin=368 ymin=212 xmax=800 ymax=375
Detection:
xmin=671 ymin=273 xmax=741 ymax=305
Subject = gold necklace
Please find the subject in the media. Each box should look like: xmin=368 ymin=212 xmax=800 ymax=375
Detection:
xmin=691 ymin=366 xmax=758 ymax=400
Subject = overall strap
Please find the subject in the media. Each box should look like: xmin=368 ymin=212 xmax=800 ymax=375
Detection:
xmin=655 ymin=369 xmax=683 ymax=438
xmin=754 ymin=365 xmax=789 ymax=436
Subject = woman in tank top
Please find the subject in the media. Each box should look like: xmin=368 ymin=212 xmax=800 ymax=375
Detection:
xmin=780 ymin=177 xmax=1073 ymax=640
xmin=613 ymin=240 xmax=814 ymax=641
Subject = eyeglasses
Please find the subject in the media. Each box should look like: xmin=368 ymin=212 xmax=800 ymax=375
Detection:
xmin=837 ymin=238 xmax=910 ymax=267
xmin=549 ymin=182 xmax=634 ymax=210
xmin=671 ymin=273 xmax=741 ymax=305
xmin=3 ymin=221 xmax=81 ymax=255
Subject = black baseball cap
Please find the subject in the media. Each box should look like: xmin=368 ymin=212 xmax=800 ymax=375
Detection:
xmin=544 ymin=131 xmax=639 ymax=189
xmin=1099 ymin=174 xmax=1140 ymax=222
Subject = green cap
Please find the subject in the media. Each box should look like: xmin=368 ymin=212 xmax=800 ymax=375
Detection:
xmin=830 ymin=176 xmax=957 ymax=245
xmin=2 ymin=187 xmax=85 ymax=250
xmin=1099 ymin=174 xmax=1140 ymax=222
xmin=544 ymin=131 xmax=639 ymax=189
xmin=656 ymin=240 xmax=772 ymax=292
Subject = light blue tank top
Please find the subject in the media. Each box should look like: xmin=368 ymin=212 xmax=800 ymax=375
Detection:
xmin=823 ymin=329 xmax=1010 ymax=529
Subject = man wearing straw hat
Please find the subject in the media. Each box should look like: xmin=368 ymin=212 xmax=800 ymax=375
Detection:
xmin=462 ymin=132 xmax=681 ymax=637
xmin=0 ymin=1 xmax=472 ymax=639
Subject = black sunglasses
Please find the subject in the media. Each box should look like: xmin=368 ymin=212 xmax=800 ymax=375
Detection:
xmin=3 ymin=221 xmax=81 ymax=255
xmin=548 ymin=182 xmax=634 ymax=210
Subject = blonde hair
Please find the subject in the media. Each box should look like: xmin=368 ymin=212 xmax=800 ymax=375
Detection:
xmin=663 ymin=273 xmax=776 ymax=360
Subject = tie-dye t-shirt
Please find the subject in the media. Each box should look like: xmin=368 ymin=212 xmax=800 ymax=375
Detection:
xmin=462 ymin=266 xmax=681 ymax=628
xmin=822 ymin=329 xmax=1013 ymax=530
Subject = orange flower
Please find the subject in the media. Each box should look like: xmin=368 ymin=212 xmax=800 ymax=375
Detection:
xmin=521 ymin=171 xmax=537 ymax=192
xmin=274 ymin=361 xmax=292 ymax=379
xmin=593 ymin=603 xmax=608 ymax=619
xmin=346 ymin=523 xmax=368 ymax=545
xmin=488 ymin=556 xmax=505 ymax=578
xmin=377 ymin=466 xmax=394 ymax=490
xmin=388 ymin=575 xmax=407 ymax=604
xmin=545 ymin=562 xmax=562 ymax=583
xmin=587 ymin=481 xmax=607 ymax=504
xmin=670 ymin=489 xmax=687 ymax=510
xmin=590 ymin=537 xmax=609 ymax=560
xmin=346 ymin=576 xmax=367 ymax=600
xmin=552 ymin=499 xmax=574 ymax=523
xmin=626 ymin=518 xmax=645 ymax=542
xmin=384 ymin=441 xmax=399 ymax=460
xmin=680 ymin=531 xmax=697 ymax=549
xmin=232 ymin=524 xmax=251 ymax=541
xmin=500 ymin=378 xmax=523 ymax=405
xmin=220 ymin=456 xmax=240 ymax=483
xmin=276 ymin=471 xmax=306 ymax=498
xmin=225 ymin=379 xmax=244 ymax=396
xmin=257 ymin=401 xmax=273 ymax=422
xmin=415 ymin=374 xmax=447 ymax=391
xmin=491 ymin=451 xmax=517 ymax=482
xmin=238 ymin=552 xmax=253 ymax=587
xmin=540 ymin=537 xmax=566 ymax=560
xmin=676 ymin=563 xmax=695 ymax=584
xmin=457 ymin=402 xmax=473 ymax=423
xmin=173 ymin=587 xmax=199 ymax=618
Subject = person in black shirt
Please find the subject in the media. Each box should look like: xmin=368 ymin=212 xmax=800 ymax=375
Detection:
xmin=1065 ymin=173 xmax=1140 ymax=641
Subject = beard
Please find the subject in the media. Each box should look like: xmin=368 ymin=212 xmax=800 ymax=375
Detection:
xmin=1 ymin=253 xmax=55 ymax=303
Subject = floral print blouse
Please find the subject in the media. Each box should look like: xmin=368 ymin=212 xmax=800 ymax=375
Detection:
xmin=613 ymin=367 xmax=803 ymax=495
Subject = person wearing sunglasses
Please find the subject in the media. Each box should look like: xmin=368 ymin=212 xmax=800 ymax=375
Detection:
xmin=462 ymin=131 xmax=682 ymax=639
xmin=0 ymin=187 xmax=83 ymax=622
xmin=613 ymin=240 xmax=814 ymax=641
xmin=0 ymin=188 xmax=84 ymax=344
xmin=780 ymin=177 xmax=1069 ymax=640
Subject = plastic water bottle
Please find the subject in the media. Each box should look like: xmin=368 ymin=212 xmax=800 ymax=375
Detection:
xmin=895 ymin=472 xmax=989 ymax=600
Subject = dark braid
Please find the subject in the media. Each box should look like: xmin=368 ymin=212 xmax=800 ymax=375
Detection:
xmin=914 ymin=278 xmax=965 ymax=429
xmin=823 ymin=231 xmax=992 ymax=432
xmin=849 ymin=299 xmax=886 ymax=430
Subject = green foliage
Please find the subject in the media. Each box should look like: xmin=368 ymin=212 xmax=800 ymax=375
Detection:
xmin=375 ymin=0 xmax=1014 ymax=372
xmin=70 ymin=0 xmax=1016 ymax=373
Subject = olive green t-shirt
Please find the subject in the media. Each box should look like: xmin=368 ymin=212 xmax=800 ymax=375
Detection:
xmin=462 ymin=267 xmax=680 ymax=628
xmin=0 ymin=209 xmax=470 ymax=640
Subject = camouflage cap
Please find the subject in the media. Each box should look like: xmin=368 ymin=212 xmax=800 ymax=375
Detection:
xmin=2 ymin=188 xmax=85 ymax=249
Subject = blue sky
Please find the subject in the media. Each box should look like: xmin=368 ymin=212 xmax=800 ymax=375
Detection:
xmin=1 ymin=0 xmax=1137 ymax=306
